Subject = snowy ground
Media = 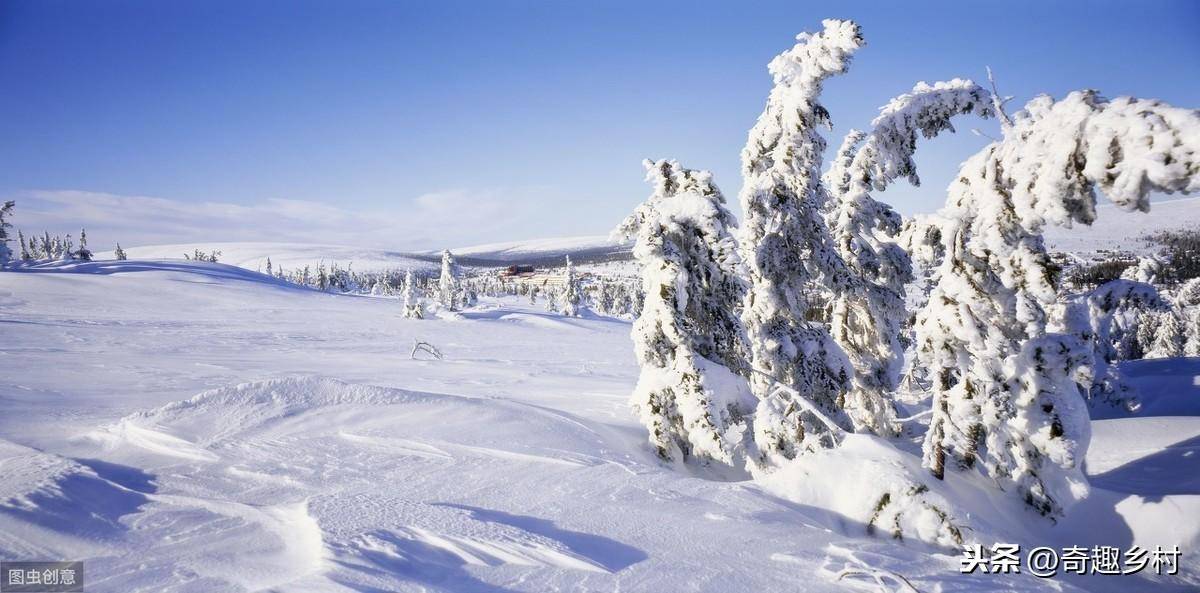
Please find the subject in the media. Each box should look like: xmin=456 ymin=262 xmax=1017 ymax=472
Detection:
xmin=1 ymin=260 xmax=1197 ymax=592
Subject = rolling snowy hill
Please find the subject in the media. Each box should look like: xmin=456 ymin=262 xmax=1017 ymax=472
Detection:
xmin=101 ymin=235 xmax=633 ymax=275
xmin=0 ymin=260 xmax=1197 ymax=592
xmin=1043 ymin=196 xmax=1200 ymax=256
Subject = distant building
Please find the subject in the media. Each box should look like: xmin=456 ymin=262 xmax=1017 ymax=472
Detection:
xmin=500 ymin=264 xmax=536 ymax=278
xmin=497 ymin=264 xmax=589 ymax=288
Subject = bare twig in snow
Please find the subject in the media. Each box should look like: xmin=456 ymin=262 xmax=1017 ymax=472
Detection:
xmin=411 ymin=340 xmax=444 ymax=360
xmin=824 ymin=545 xmax=923 ymax=593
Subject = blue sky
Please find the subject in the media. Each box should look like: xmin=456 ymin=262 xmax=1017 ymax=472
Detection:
xmin=1 ymin=0 xmax=1197 ymax=249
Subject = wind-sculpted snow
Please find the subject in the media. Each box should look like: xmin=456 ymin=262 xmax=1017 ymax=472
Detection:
xmin=1 ymin=261 xmax=1198 ymax=591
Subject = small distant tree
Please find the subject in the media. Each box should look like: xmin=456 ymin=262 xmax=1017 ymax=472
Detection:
xmin=18 ymin=230 xmax=32 ymax=262
xmin=317 ymin=262 xmax=329 ymax=291
xmin=114 ymin=243 xmax=127 ymax=261
xmin=265 ymin=257 xmax=273 ymax=276
xmin=58 ymin=235 xmax=75 ymax=261
xmin=438 ymin=249 xmax=460 ymax=311
xmin=401 ymin=270 xmax=423 ymax=319
xmin=561 ymin=255 xmax=582 ymax=317
xmin=75 ymin=228 xmax=93 ymax=261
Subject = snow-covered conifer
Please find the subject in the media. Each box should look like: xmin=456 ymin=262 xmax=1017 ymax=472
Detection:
xmin=614 ymin=158 xmax=754 ymax=465
xmin=737 ymin=20 xmax=862 ymax=463
xmin=916 ymin=90 xmax=1200 ymax=517
xmin=561 ymin=256 xmax=582 ymax=317
xmin=1184 ymin=307 xmax=1200 ymax=357
xmin=59 ymin=235 xmax=74 ymax=261
xmin=438 ymin=249 xmax=460 ymax=311
xmin=1122 ymin=255 xmax=1165 ymax=285
xmin=114 ymin=243 xmax=127 ymax=261
xmin=0 ymin=200 xmax=12 ymax=265
xmin=401 ymin=270 xmax=423 ymax=319
xmin=825 ymin=79 xmax=993 ymax=435
xmin=1054 ymin=279 xmax=1166 ymax=411
xmin=18 ymin=230 xmax=32 ymax=262
xmin=75 ymin=228 xmax=93 ymax=261
xmin=1177 ymin=278 xmax=1200 ymax=308
xmin=1146 ymin=310 xmax=1185 ymax=358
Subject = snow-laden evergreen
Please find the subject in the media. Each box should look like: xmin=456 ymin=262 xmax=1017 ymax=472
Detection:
xmin=1185 ymin=306 xmax=1200 ymax=357
xmin=824 ymin=79 xmax=993 ymax=435
xmin=614 ymin=159 xmax=755 ymax=466
xmin=737 ymin=19 xmax=861 ymax=464
xmin=75 ymin=228 xmax=93 ymax=261
xmin=916 ymin=90 xmax=1200 ymax=517
xmin=401 ymin=270 xmax=423 ymax=319
xmin=1146 ymin=310 xmax=1186 ymax=358
xmin=18 ymin=230 xmax=32 ymax=262
xmin=437 ymin=249 xmax=460 ymax=312
xmin=0 ymin=200 xmax=14 ymax=265
xmin=560 ymin=256 xmax=581 ymax=317
xmin=1053 ymin=279 xmax=1167 ymax=411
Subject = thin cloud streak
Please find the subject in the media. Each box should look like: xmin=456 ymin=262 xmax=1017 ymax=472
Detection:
xmin=4 ymin=189 xmax=546 ymax=251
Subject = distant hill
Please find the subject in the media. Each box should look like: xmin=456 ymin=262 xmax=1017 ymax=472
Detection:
xmin=100 ymin=236 xmax=633 ymax=274
xmin=1043 ymin=196 xmax=1200 ymax=256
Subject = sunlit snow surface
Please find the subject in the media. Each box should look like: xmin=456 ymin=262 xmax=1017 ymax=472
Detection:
xmin=1 ymin=260 xmax=1197 ymax=592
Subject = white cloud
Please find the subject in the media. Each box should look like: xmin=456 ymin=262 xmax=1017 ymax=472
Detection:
xmin=4 ymin=188 xmax=548 ymax=250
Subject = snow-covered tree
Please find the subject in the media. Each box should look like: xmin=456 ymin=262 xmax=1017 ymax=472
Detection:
xmin=1122 ymin=255 xmax=1165 ymax=285
xmin=401 ymin=270 xmax=423 ymax=319
xmin=560 ymin=256 xmax=582 ymax=317
xmin=916 ymin=90 xmax=1200 ymax=517
xmin=614 ymin=158 xmax=754 ymax=465
xmin=114 ymin=243 xmax=127 ymax=261
xmin=0 ymin=201 xmax=16 ymax=265
xmin=1177 ymin=278 xmax=1200 ymax=308
xmin=1184 ymin=307 xmax=1200 ymax=357
xmin=594 ymin=280 xmax=615 ymax=316
xmin=74 ymin=228 xmax=93 ymax=261
xmin=544 ymin=285 xmax=559 ymax=313
xmin=737 ymin=19 xmax=864 ymax=464
xmin=1053 ymin=279 xmax=1166 ymax=411
xmin=17 ymin=230 xmax=32 ymax=262
xmin=825 ymin=79 xmax=994 ymax=435
xmin=58 ymin=234 xmax=74 ymax=261
xmin=438 ymin=249 xmax=460 ymax=311
xmin=1146 ymin=310 xmax=1185 ymax=358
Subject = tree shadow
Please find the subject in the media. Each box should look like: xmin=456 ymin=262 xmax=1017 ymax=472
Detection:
xmin=1089 ymin=434 xmax=1200 ymax=501
xmin=329 ymin=529 xmax=520 ymax=593
xmin=433 ymin=503 xmax=647 ymax=572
